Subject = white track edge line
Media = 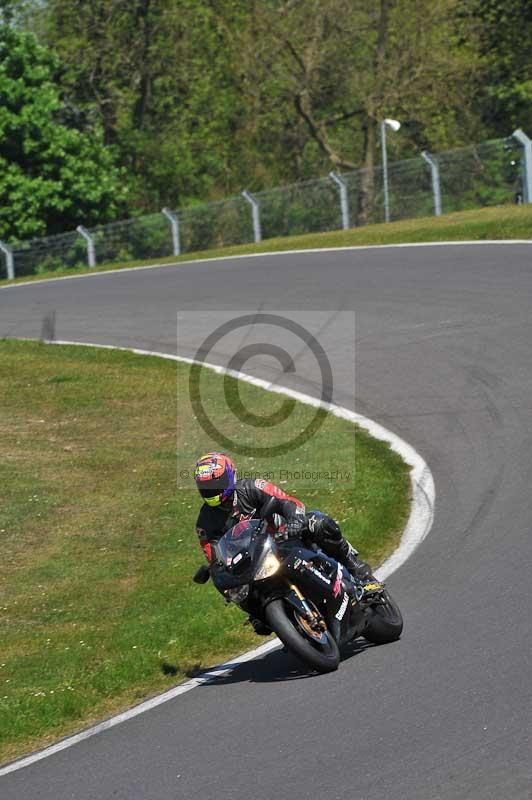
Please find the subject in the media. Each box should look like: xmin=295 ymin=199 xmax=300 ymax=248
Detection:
xmin=0 ymin=339 xmax=435 ymax=778
xmin=1 ymin=238 xmax=531 ymax=289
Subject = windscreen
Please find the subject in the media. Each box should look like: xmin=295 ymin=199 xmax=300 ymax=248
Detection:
xmin=217 ymin=520 xmax=259 ymax=565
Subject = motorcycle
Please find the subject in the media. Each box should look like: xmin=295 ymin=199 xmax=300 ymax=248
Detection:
xmin=194 ymin=499 xmax=403 ymax=673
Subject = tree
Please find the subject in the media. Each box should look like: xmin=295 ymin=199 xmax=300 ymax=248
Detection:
xmin=235 ymin=0 xmax=481 ymax=221
xmin=38 ymin=0 xmax=248 ymax=211
xmin=10 ymin=0 xmax=489 ymax=224
xmin=0 ymin=0 xmax=35 ymax=26
xmin=0 ymin=24 xmax=126 ymax=240
xmin=470 ymin=0 xmax=532 ymax=136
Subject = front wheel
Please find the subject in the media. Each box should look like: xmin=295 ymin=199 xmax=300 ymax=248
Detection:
xmin=363 ymin=590 xmax=403 ymax=644
xmin=265 ymin=598 xmax=340 ymax=673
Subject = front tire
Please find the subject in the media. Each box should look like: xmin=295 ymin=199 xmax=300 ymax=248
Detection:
xmin=265 ymin=598 xmax=340 ymax=673
xmin=363 ymin=590 xmax=403 ymax=644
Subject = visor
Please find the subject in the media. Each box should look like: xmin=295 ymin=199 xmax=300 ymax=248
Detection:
xmin=204 ymin=494 xmax=222 ymax=507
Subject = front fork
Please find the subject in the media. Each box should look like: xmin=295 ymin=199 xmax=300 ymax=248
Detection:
xmin=282 ymin=582 xmax=337 ymax=640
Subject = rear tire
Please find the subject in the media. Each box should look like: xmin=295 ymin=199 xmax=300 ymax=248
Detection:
xmin=265 ymin=598 xmax=340 ymax=673
xmin=363 ymin=590 xmax=403 ymax=644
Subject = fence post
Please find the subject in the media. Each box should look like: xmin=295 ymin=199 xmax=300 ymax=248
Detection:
xmin=512 ymin=128 xmax=532 ymax=203
xmin=329 ymin=171 xmax=350 ymax=230
xmin=241 ymin=190 xmax=262 ymax=243
xmin=162 ymin=207 xmax=181 ymax=256
xmin=0 ymin=241 xmax=15 ymax=279
xmin=421 ymin=151 xmax=442 ymax=216
xmin=76 ymin=226 xmax=96 ymax=268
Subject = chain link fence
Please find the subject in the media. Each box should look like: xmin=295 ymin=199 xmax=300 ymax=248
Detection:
xmin=0 ymin=135 xmax=527 ymax=280
xmin=256 ymin=177 xmax=342 ymax=238
xmin=180 ymin=196 xmax=255 ymax=252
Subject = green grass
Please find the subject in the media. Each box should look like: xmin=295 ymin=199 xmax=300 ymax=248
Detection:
xmin=0 ymin=339 xmax=410 ymax=763
xmin=2 ymin=203 xmax=532 ymax=286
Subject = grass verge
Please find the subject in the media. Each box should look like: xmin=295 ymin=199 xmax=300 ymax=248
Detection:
xmin=2 ymin=203 xmax=531 ymax=286
xmin=0 ymin=339 xmax=410 ymax=764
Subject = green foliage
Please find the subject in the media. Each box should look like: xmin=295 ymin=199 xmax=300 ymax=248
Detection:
xmin=37 ymin=0 xmax=248 ymax=211
xmin=0 ymin=0 xmax=527 ymax=239
xmin=34 ymin=256 xmax=66 ymax=274
xmin=257 ymin=180 xmax=342 ymax=238
xmin=470 ymin=0 xmax=532 ymax=135
xmin=0 ymin=24 xmax=126 ymax=240
xmin=32 ymin=0 xmax=486 ymax=217
xmin=88 ymin=215 xmax=173 ymax=265
xmin=180 ymin=198 xmax=254 ymax=252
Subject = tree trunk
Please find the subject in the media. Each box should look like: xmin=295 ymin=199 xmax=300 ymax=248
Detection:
xmin=357 ymin=119 xmax=376 ymax=225
xmin=133 ymin=0 xmax=153 ymax=130
xmin=358 ymin=0 xmax=391 ymax=225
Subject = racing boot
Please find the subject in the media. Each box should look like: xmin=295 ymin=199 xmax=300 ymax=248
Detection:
xmin=338 ymin=541 xmax=384 ymax=598
xmin=308 ymin=512 xmax=384 ymax=598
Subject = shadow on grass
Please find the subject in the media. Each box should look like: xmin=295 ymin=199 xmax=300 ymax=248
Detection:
xmin=188 ymin=636 xmax=377 ymax=687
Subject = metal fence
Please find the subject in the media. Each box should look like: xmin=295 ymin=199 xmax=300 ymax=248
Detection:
xmin=0 ymin=132 xmax=529 ymax=280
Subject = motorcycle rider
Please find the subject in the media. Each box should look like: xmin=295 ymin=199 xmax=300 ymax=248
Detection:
xmin=193 ymin=452 xmax=381 ymax=619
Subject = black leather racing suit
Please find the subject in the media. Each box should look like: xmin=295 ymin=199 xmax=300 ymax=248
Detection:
xmin=195 ymin=477 xmax=371 ymax=579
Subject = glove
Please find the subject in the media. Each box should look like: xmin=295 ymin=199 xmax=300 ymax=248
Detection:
xmin=276 ymin=516 xmax=305 ymax=541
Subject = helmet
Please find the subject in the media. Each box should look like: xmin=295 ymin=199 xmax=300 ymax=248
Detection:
xmin=194 ymin=452 xmax=236 ymax=507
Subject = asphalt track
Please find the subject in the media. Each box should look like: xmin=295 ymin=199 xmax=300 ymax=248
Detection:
xmin=1 ymin=243 xmax=532 ymax=799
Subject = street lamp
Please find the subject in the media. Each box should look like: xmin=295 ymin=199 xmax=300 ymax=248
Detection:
xmin=380 ymin=118 xmax=401 ymax=223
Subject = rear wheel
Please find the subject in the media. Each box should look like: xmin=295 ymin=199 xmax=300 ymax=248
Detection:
xmin=363 ymin=590 xmax=403 ymax=644
xmin=265 ymin=598 xmax=340 ymax=673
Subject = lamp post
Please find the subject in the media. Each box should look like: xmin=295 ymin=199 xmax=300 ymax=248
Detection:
xmin=380 ymin=118 xmax=401 ymax=223
xmin=512 ymin=128 xmax=532 ymax=204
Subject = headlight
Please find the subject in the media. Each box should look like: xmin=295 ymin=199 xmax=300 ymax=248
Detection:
xmin=225 ymin=585 xmax=249 ymax=604
xmin=255 ymin=552 xmax=280 ymax=581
